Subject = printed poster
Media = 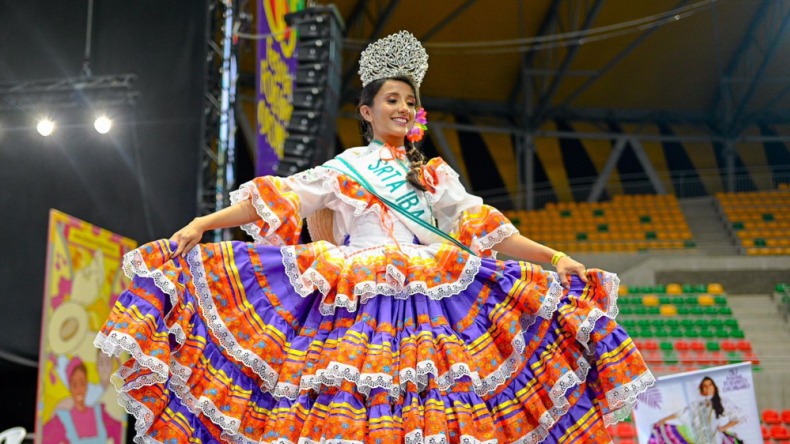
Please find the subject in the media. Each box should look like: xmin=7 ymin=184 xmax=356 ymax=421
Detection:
xmin=256 ymin=0 xmax=304 ymax=176
xmin=633 ymin=362 xmax=762 ymax=443
xmin=35 ymin=209 xmax=136 ymax=443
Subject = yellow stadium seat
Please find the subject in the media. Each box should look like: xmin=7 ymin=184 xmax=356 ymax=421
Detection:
xmin=660 ymin=305 xmax=678 ymax=316
xmin=642 ymin=295 xmax=659 ymax=306
xmin=698 ymin=294 xmax=715 ymax=306
xmin=667 ymin=283 xmax=683 ymax=294
xmin=707 ymin=283 xmax=724 ymax=294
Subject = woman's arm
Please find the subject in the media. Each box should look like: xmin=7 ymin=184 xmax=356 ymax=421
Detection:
xmin=171 ymin=200 xmax=258 ymax=257
xmin=496 ymin=234 xmax=588 ymax=287
xmin=717 ymin=418 xmax=739 ymax=432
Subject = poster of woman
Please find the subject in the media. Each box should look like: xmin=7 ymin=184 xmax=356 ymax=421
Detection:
xmin=633 ymin=363 xmax=762 ymax=444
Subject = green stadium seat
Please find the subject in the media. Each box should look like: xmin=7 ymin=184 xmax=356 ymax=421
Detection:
xmin=619 ymin=306 xmax=634 ymax=316
xmin=677 ymin=307 xmax=690 ymax=316
xmin=634 ymin=307 xmax=647 ymax=316
xmin=647 ymin=306 xmax=661 ymax=315
xmin=660 ymin=342 xmax=674 ymax=351
xmin=666 ymin=319 xmax=680 ymax=329
xmin=719 ymin=307 xmax=733 ymax=315
xmin=706 ymin=341 xmax=720 ymax=352
xmin=659 ymin=296 xmax=672 ymax=305
xmin=715 ymin=296 xmax=727 ymax=305
xmin=731 ymin=329 xmax=745 ymax=339
xmin=724 ymin=319 xmax=739 ymax=328
xmin=704 ymin=306 xmax=719 ymax=316
xmin=709 ymin=319 xmax=723 ymax=328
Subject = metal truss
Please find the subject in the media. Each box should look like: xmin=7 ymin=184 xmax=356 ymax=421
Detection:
xmin=711 ymin=0 xmax=790 ymax=136
xmin=198 ymin=0 xmax=239 ymax=242
xmin=0 ymin=74 xmax=138 ymax=112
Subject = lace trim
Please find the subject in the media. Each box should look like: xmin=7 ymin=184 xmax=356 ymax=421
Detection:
xmin=281 ymin=245 xmax=483 ymax=315
xmin=112 ymin=386 xmax=157 ymax=444
xmin=404 ymin=429 xmax=498 ymax=444
xmin=230 ymin=182 xmax=287 ymax=246
xmin=280 ymin=247 xmax=333 ymax=298
xmin=121 ymin=248 xmax=179 ymax=321
xmin=186 ymin=247 xmax=280 ymax=391
xmin=603 ymin=370 xmax=656 ymax=425
xmin=286 ymin=276 xmax=566 ymax=401
xmin=320 ymin=168 xmax=385 ymax=219
xmin=94 ymin=331 xmax=169 ymax=383
xmin=476 ymin=223 xmax=518 ymax=252
xmin=576 ymin=271 xmax=621 ymax=352
xmin=519 ymin=272 xmax=563 ymax=331
xmin=168 ymin=368 xmax=242 ymax=435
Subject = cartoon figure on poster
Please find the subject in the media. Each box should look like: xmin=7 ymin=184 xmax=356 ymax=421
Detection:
xmin=35 ymin=210 xmax=135 ymax=443
xmin=633 ymin=363 xmax=761 ymax=444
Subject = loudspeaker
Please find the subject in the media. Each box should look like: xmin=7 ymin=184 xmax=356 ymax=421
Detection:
xmin=276 ymin=5 xmax=344 ymax=177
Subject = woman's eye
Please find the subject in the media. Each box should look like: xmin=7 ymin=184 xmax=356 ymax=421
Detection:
xmin=407 ymin=102 xmax=416 ymax=107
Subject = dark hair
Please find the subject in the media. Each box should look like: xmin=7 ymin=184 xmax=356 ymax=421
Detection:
xmin=357 ymin=76 xmax=427 ymax=191
xmin=699 ymin=376 xmax=724 ymax=418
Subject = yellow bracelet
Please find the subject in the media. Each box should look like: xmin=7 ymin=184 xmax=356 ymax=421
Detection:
xmin=551 ymin=251 xmax=568 ymax=267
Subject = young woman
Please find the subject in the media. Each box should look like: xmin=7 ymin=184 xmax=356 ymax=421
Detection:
xmin=652 ymin=377 xmax=745 ymax=444
xmin=96 ymin=31 xmax=653 ymax=443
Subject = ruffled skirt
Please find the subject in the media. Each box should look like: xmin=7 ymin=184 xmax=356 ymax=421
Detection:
xmin=95 ymin=239 xmax=654 ymax=444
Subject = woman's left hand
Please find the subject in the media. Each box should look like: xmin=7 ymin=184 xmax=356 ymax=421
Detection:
xmin=556 ymin=255 xmax=588 ymax=287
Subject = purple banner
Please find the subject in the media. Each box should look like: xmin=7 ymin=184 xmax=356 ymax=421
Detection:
xmin=256 ymin=0 xmax=303 ymax=176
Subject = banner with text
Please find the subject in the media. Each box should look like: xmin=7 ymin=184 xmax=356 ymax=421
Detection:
xmin=256 ymin=0 xmax=304 ymax=176
xmin=633 ymin=362 xmax=762 ymax=443
xmin=35 ymin=209 xmax=137 ymax=443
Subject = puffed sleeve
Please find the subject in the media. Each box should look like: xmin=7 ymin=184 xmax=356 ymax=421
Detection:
xmin=423 ymin=158 xmax=519 ymax=257
xmin=229 ymin=167 xmax=331 ymax=246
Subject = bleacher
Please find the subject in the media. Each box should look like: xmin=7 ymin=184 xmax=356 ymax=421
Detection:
xmin=617 ymin=283 xmax=759 ymax=377
xmin=717 ymin=186 xmax=790 ymax=256
xmin=504 ymin=194 xmax=694 ymax=254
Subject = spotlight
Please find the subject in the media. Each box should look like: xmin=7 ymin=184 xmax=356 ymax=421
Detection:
xmin=37 ymin=119 xmax=55 ymax=137
xmin=94 ymin=116 xmax=112 ymax=134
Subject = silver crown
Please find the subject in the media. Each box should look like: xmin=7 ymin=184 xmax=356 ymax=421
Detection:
xmin=358 ymin=31 xmax=429 ymax=88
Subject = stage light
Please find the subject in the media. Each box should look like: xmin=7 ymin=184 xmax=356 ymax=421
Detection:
xmin=37 ymin=119 xmax=55 ymax=137
xmin=94 ymin=116 xmax=112 ymax=134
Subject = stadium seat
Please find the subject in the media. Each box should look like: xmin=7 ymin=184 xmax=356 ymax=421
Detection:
xmin=770 ymin=425 xmax=790 ymax=441
xmin=764 ymin=409 xmax=782 ymax=425
xmin=615 ymin=422 xmax=636 ymax=439
xmin=782 ymin=410 xmax=790 ymax=424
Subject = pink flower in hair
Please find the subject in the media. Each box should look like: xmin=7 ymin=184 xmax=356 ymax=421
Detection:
xmin=407 ymin=108 xmax=428 ymax=143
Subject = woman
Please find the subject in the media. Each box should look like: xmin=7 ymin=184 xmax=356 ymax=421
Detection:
xmin=95 ymin=31 xmax=653 ymax=443
xmin=652 ymin=377 xmax=744 ymax=444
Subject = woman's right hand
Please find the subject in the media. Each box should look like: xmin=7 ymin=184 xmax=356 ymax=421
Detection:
xmin=171 ymin=217 xmax=207 ymax=257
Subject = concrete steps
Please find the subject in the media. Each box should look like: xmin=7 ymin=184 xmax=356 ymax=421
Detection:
xmin=678 ymin=197 xmax=740 ymax=255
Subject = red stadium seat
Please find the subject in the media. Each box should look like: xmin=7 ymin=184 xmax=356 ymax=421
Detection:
xmin=783 ymin=410 xmax=790 ymax=424
xmin=762 ymin=425 xmax=770 ymax=441
xmin=643 ymin=340 xmax=659 ymax=351
xmin=674 ymin=340 xmax=690 ymax=352
xmin=616 ymin=422 xmax=636 ymax=439
xmin=721 ymin=340 xmax=737 ymax=352
xmin=764 ymin=409 xmax=781 ymax=425
xmin=736 ymin=340 xmax=752 ymax=352
xmin=770 ymin=424 xmax=790 ymax=440
xmin=690 ymin=341 xmax=705 ymax=353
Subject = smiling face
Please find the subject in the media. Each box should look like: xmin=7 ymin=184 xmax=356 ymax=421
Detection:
xmin=359 ymin=79 xmax=417 ymax=147
xmin=700 ymin=378 xmax=716 ymax=397
xmin=69 ymin=366 xmax=88 ymax=408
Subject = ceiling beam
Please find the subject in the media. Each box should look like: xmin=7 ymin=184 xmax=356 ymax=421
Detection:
xmin=531 ymin=0 xmax=606 ymax=126
xmin=710 ymin=0 xmax=771 ymax=126
xmin=558 ymin=0 xmax=691 ymax=109
xmin=729 ymin=6 xmax=790 ymax=133
xmin=508 ymin=0 xmax=563 ymax=110
xmin=420 ymin=0 xmax=479 ymax=42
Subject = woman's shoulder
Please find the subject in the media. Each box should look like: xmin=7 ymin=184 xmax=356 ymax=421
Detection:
xmin=423 ymin=157 xmax=458 ymax=179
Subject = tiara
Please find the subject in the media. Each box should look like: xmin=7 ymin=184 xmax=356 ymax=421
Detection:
xmin=358 ymin=31 xmax=429 ymax=88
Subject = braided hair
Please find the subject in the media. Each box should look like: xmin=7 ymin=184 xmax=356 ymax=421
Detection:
xmin=358 ymin=76 xmax=427 ymax=192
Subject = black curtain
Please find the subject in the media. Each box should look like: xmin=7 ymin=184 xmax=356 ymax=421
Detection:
xmin=0 ymin=0 xmax=207 ymax=434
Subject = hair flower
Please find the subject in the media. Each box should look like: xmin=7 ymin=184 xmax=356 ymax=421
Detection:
xmin=407 ymin=107 xmax=428 ymax=143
